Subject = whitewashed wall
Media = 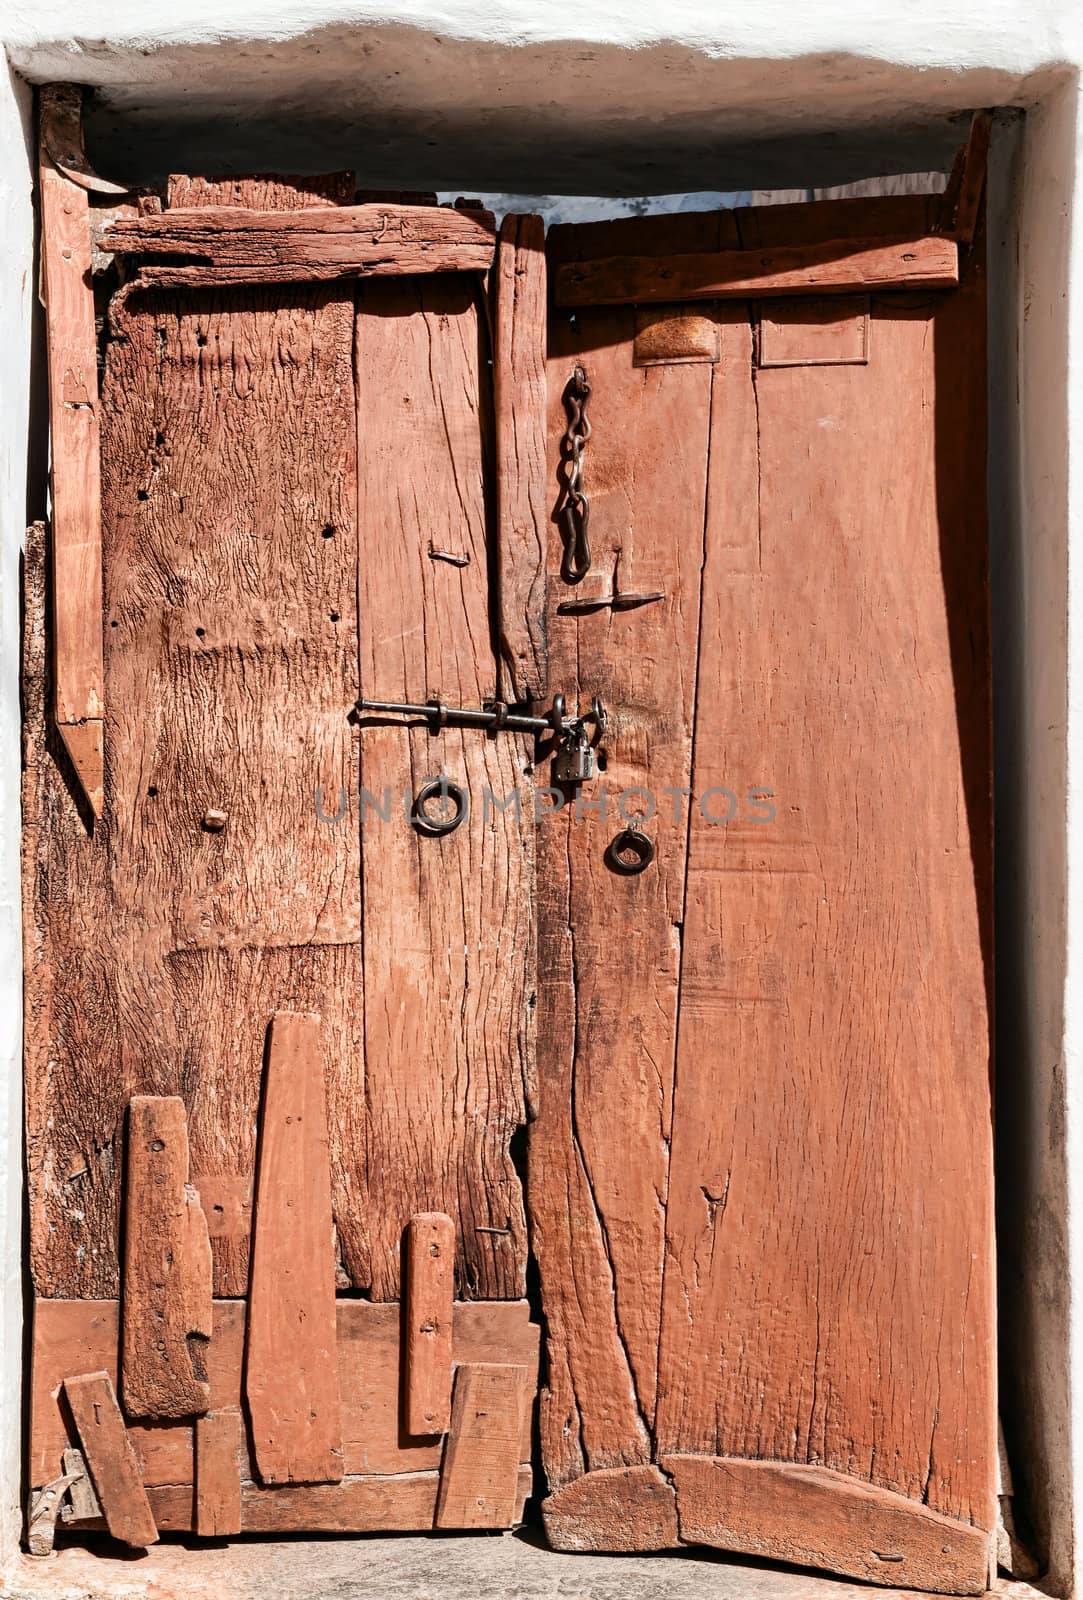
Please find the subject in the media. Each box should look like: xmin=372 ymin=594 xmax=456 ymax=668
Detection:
xmin=0 ymin=3 xmax=1080 ymax=1591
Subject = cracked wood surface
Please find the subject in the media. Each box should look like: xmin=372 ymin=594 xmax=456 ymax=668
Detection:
xmin=532 ymin=217 xmax=726 ymax=1496
xmin=25 ymin=173 xmax=368 ymax=1301
xmin=354 ymin=273 xmax=533 ymax=1302
xmin=536 ymin=207 xmax=994 ymax=1562
xmin=655 ymin=272 xmax=995 ymax=1529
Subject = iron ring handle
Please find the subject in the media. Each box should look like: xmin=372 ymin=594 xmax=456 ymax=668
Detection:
xmin=606 ymin=826 xmax=655 ymax=876
xmin=412 ymin=778 xmax=469 ymax=838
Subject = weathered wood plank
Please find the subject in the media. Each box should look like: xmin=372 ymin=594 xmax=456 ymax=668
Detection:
xmin=664 ymin=1456 xmax=991 ymax=1595
xmin=434 ymin=1364 xmax=528 ymax=1528
xmin=33 ymin=1298 xmax=538 ymax=1492
xmin=242 ymin=1468 xmax=530 ymax=1533
xmin=122 ymin=1095 xmax=212 ymax=1418
xmin=494 ymin=213 xmax=548 ymax=702
xmin=404 ymin=1213 xmax=455 ymax=1435
xmin=542 ymin=1465 xmax=678 ymax=1552
xmin=166 ymin=172 xmax=355 ymax=209
xmin=554 ymin=234 xmax=958 ymax=307
xmin=530 ymin=288 xmax=715 ymax=1499
xmin=654 ymin=265 xmax=994 ymax=1529
xmin=63 ymin=1372 xmax=158 ymax=1547
xmin=102 ymin=202 xmax=496 ymax=287
xmin=355 ymin=274 xmax=533 ymax=1302
xmin=38 ymin=120 xmax=105 ymax=817
xmin=246 ymin=1011 xmax=343 ymax=1484
xmin=937 ymin=112 xmax=993 ymax=244
xmin=195 ymin=1411 xmax=243 ymax=1536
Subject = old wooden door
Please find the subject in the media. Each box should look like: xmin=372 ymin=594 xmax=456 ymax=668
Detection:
xmin=530 ymin=183 xmax=995 ymax=1592
xmin=27 ymin=86 xmax=994 ymax=1592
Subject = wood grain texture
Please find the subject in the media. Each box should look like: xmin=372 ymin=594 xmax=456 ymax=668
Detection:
xmin=405 ymin=1213 xmax=455 ymax=1435
xmin=654 ymin=272 xmax=994 ymax=1528
xmin=122 ymin=1095 xmax=212 ymax=1418
xmin=355 ymin=274 xmax=533 ymax=1302
xmin=166 ymin=172 xmax=355 ymax=209
xmin=554 ymin=235 xmax=958 ymax=308
xmin=38 ymin=137 xmax=105 ymax=816
xmin=64 ymin=1371 xmax=158 ymax=1547
xmin=26 ymin=172 xmax=368 ymax=1304
xmin=246 ymin=1011 xmax=343 ymax=1484
xmin=494 ymin=213 xmax=548 ymax=702
xmin=434 ymin=1364 xmax=528 ymax=1529
xmin=665 ymin=1456 xmax=990 ymax=1595
xmin=542 ymin=1465 xmax=678 ymax=1552
xmin=531 ymin=280 xmax=719 ymax=1495
xmin=195 ymin=1411 xmax=243 ymax=1536
xmin=33 ymin=1299 xmax=538 ymax=1514
xmin=102 ymin=203 xmax=496 ymax=288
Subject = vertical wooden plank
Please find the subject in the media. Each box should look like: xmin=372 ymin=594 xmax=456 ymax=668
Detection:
xmin=38 ymin=119 xmax=105 ymax=817
xmin=355 ymin=275 xmax=533 ymax=1302
xmin=434 ymin=1364 xmax=528 ymax=1528
xmin=531 ymin=224 xmax=721 ymax=1522
xmin=405 ymin=1213 xmax=455 ymax=1435
xmin=655 ymin=264 xmax=994 ymax=1530
xmin=122 ymin=1095 xmax=212 ymax=1418
xmin=64 ymin=1372 xmax=158 ymax=1547
xmin=195 ymin=1411 xmax=243 ymax=1536
xmin=495 ymin=213 xmax=548 ymax=703
xmin=246 ymin=1011 xmax=343 ymax=1484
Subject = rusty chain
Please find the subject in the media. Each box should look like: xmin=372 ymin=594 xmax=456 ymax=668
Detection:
xmin=558 ymin=363 xmax=592 ymax=584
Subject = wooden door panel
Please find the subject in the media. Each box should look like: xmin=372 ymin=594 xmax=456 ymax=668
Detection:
xmin=535 ymin=209 xmax=994 ymax=1586
xmin=354 ymin=274 xmax=533 ymax=1303
xmin=656 ymin=283 xmax=994 ymax=1535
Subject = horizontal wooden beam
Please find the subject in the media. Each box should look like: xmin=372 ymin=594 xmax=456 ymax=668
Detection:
xmin=554 ymin=234 xmax=959 ymax=307
xmin=101 ymin=202 xmax=496 ymax=287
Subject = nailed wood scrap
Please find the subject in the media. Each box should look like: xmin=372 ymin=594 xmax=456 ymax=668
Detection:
xmin=434 ymin=1364 xmax=529 ymax=1529
xmin=63 ymin=1371 xmax=158 ymax=1547
xmin=122 ymin=1095 xmax=213 ymax=1419
xmin=246 ymin=1012 xmax=343 ymax=1484
xmin=404 ymin=1213 xmax=455 ymax=1435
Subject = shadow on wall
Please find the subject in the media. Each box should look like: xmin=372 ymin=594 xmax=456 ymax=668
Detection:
xmin=987 ymin=92 xmax=1074 ymax=1590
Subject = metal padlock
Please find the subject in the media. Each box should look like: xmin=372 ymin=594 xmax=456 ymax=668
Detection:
xmin=552 ymin=726 xmax=595 ymax=785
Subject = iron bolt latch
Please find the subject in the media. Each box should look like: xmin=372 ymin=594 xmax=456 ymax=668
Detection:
xmin=354 ymin=692 xmax=606 ymax=784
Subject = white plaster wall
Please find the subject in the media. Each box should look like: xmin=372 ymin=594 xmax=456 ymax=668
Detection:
xmin=0 ymin=61 xmax=34 ymax=1567
xmin=1 ymin=3 xmax=1081 ymax=1594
